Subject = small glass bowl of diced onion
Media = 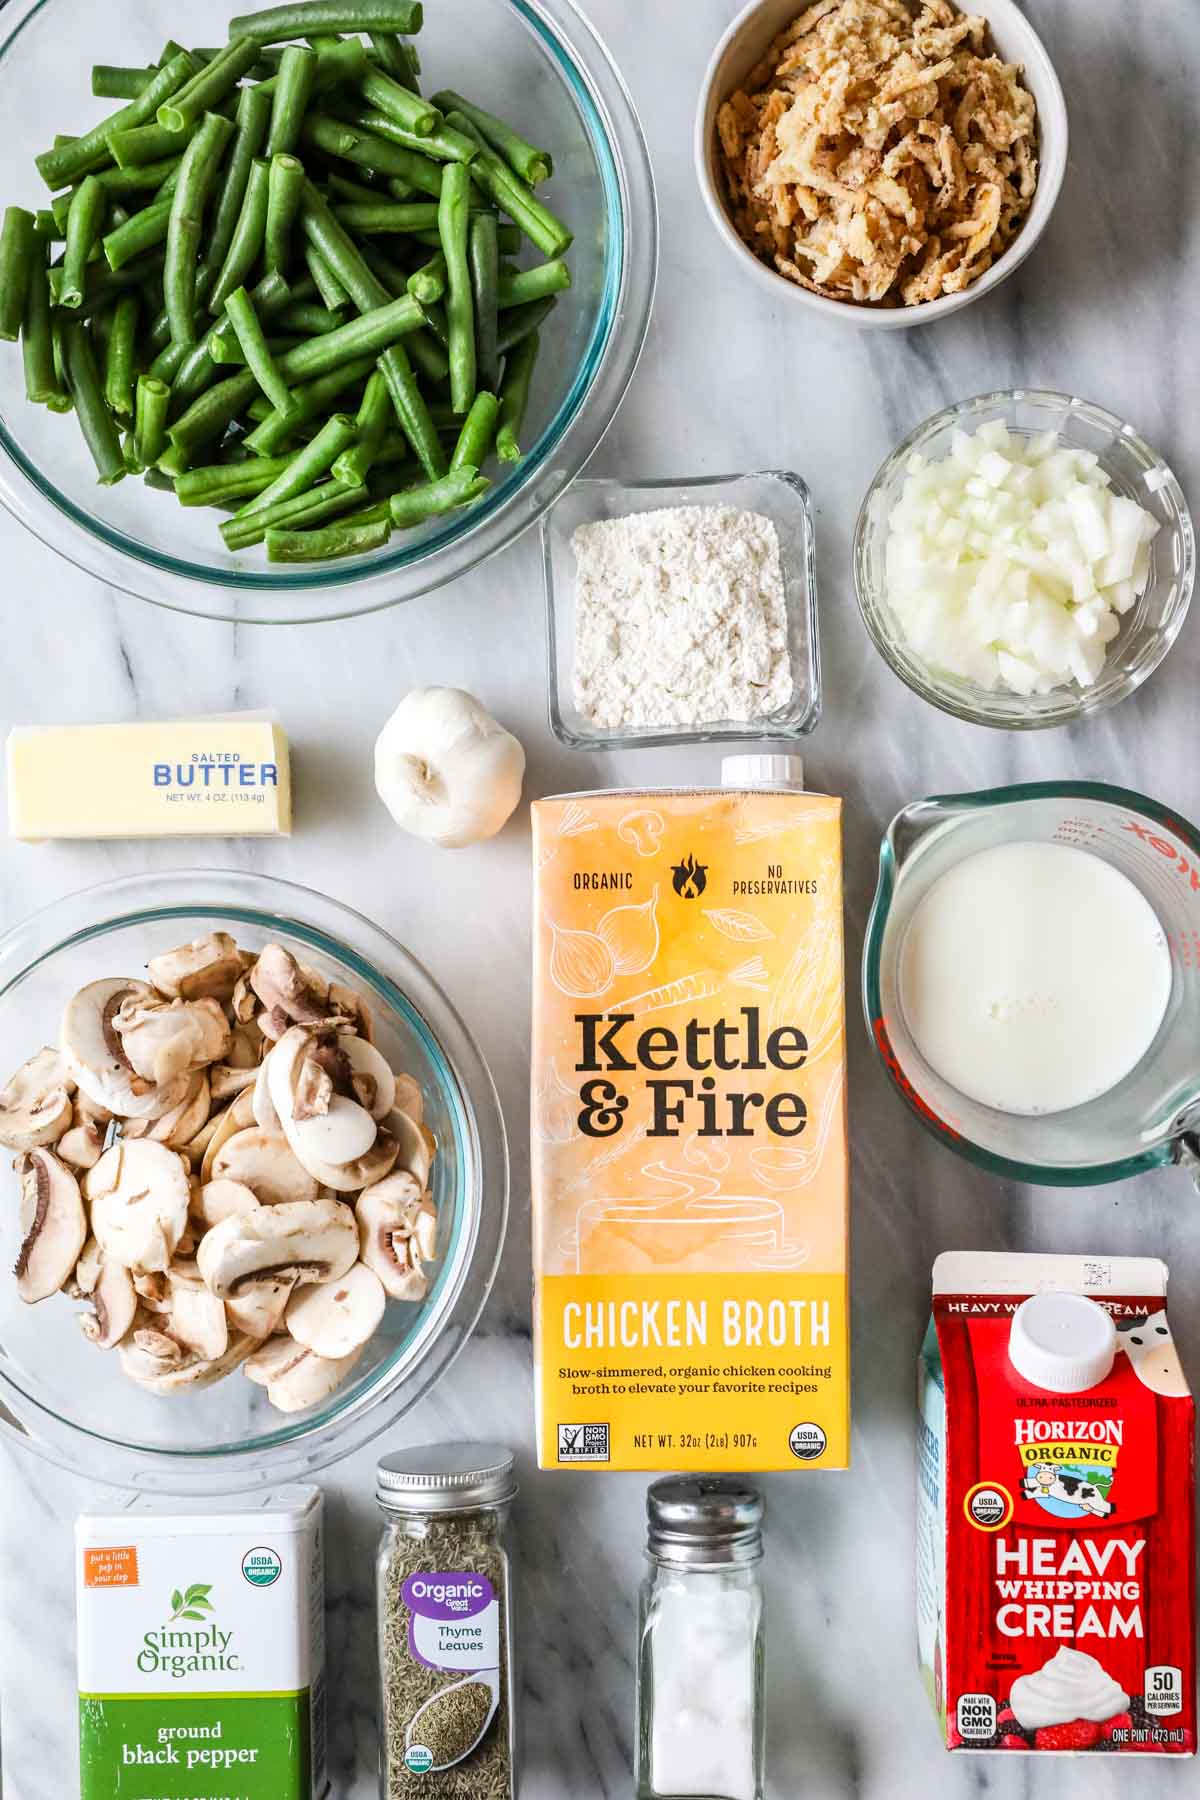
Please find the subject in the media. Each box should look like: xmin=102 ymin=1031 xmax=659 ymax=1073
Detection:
xmin=853 ymin=390 xmax=1194 ymax=729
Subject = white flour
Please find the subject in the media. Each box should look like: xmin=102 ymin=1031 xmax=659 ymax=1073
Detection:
xmin=571 ymin=505 xmax=793 ymax=729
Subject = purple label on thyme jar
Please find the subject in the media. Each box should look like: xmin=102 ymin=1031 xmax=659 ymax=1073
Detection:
xmin=403 ymin=1571 xmax=495 ymax=1622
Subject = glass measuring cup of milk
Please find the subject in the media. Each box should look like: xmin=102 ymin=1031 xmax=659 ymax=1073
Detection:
xmin=864 ymin=781 xmax=1200 ymax=1185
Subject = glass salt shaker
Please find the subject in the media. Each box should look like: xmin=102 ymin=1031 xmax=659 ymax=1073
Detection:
xmin=636 ymin=1476 xmax=765 ymax=1800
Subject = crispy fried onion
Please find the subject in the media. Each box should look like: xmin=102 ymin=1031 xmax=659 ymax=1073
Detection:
xmin=716 ymin=0 xmax=1038 ymax=307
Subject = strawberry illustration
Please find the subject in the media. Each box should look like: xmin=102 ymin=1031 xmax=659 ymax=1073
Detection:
xmin=1033 ymin=1720 xmax=1102 ymax=1751
xmin=1101 ymin=1711 xmax=1132 ymax=1741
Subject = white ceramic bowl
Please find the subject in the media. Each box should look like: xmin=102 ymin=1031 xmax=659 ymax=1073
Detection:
xmin=694 ymin=0 xmax=1068 ymax=330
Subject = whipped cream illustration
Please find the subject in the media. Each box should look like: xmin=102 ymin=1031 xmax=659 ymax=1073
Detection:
xmin=1009 ymin=1647 xmax=1129 ymax=1730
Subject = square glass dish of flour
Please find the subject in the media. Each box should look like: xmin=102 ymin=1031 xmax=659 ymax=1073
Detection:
xmin=541 ymin=471 xmax=820 ymax=747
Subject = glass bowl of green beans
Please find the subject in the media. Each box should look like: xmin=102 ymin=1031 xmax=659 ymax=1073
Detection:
xmin=0 ymin=0 xmax=656 ymax=621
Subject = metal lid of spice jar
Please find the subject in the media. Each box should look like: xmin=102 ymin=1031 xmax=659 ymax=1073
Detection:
xmin=646 ymin=1475 xmax=764 ymax=1567
xmin=376 ymin=1442 xmax=518 ymax=1512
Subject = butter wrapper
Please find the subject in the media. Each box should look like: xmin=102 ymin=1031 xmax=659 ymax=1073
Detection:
xmin=7 ymin=713 xmax=291 ymax=840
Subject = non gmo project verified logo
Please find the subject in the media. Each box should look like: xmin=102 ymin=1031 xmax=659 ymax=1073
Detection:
xmin=558 ymin=1423 xmax=610 ymax=1463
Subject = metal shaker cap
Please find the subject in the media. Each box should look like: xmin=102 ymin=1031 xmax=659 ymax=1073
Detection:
xmin=646 ymin=1475 xmax=764 ymax=1566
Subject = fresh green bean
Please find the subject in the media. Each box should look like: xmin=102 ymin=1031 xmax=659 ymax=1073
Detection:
xmin=449 ymin=389 xmax=498 ymax=472
xmin=206 ymin=270 xmax=295 ymax=364
xmin=496 ymin=293 xmax=556 ymax=354
xmin=104 ymin=293 xmax=139 ymax=414
xmin=68 ymin=250 xmax=165 ymax=320
xmin=302 ymin=113 xmax=431 ymax=191
xmin=497 ymin=257 xmax=571 ymax=309
xmin=158 ymin=38 xmax=260 ymax=136
xmin=157 ymin=441 xmax=193 ymax=478
xmin=149 ymin=337 xmax=191 ymax=383
xmin=240 ymin=412 xmax=357 ymax=517
xmin=327 ymin=171 xmax=389 ymax=207
xmin=34 ymin=209 xmax=62 ymax=241
xmin=60 ymin=178 xmax=105 ymax=309
xmin=431 ymin=89 xmax=551 ymax=186
xmin=388 ymin=464 xmax=484 ymax=527
xmin=82 ymin=155 xmax=184 ymax=197
xmin=267 ymin=516 xmax=390 ymax=560
xmin=170 ymin=336 xmax=225 ymax=409
xmin=418 ymin=297 xmax=447 ymax=347
xmin=0 ymin=207 xmax=37 ymax=340
xmin=468 ymin=211 xmax=499 ymax=393
xmin=62 ymin=319 xmax=126 ymax=483
xmin=267 ymin=46 xmax=318 ymax=157
xmin=108 ymin=122 xmax=191 ymax=168
xmin=36 ymin=52 xmax=195 ymax=191
xmin=378 ymin=340 xmax=445 ymax=479
xmin=168 ymin=370 xmax=259 ymax=456
xmin=175 ymin=453 xmax=295 ymax=506
xmin=407 ymin=249 xmax=446 ymax=303
xmin=276 ymin=301 xmax=345 ymax=335
xmin=437 ymin=161 xmax=474 ymax=413
xmin=359 ymin=68 xmax=438 ymax=138
xmin=360 ymin=241 xmax=410 ymax=298
xmin=245 ymin=352 xmax=375 ymax=452
xmin=166 ymin=112 xmax=235 ymax=343
xmin=134 ymin=374 xmax=172 ymax=465
xmin=405 ymin=324 xmax=449 ymax=385
xmin=20 ymin=248 xmax=62 ymax=402
xmin=496 ymin=224 xmax=520 ymax=255
xmin=224 ymin=285 xmax=297 ymax=418
xmin=265 ymin=154 xmax=307 ymax=276
xmin=331 ymin=368 xmax=391 ymax=485
xmin=209 ymin=158 xmax=270 ymax=316
xmin=345 ymin=107 xmax=475 ymax=167
xmin=333 ymin=200 xmax=440 ymax=235
xmin=496 ymin=326 xmax=539 ymax=461
xmin=304 ymin=241 xmax=352 ymax=310
xmin=222 ymin=476 xmax=360 ymax=548
xmin=298 ymin=182 xmax=390 ymax=313
xmin=447 ymin=111 xmax=572 ymax=258
xmin=368 ymin=31 xmax=420 ymax=89
xmin=229 ymin=2 xmax=425 ymax=44
xmin=278 ymin=291 xmax=421 ymax=384
xmin=207 ymin=85 xmax=273 ymax=281
xmin=102 ymin=196 xmax=172 ymax=272
xmin=93 ymin=65 xmax=156 ymax=102
xmin=308 ymin=36 xmax=372 ymax=97
xmin=337 ymin=116 xmax=444 ymax=193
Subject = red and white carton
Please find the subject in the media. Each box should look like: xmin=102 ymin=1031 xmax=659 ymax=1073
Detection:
xmin=918 ymin=1252 xmax=1195 ymax=1756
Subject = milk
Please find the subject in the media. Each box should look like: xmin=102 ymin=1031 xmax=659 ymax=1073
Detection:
xmin=76 ymin=1487 xmax=328 ymax=1800
xmin=899 ymin=841 xmax=1170 ymax=1114
xmin=918 ymin=1253 xmax=1195 ymax=1757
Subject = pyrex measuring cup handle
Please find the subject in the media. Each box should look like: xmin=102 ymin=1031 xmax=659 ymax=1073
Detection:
xmin=1174 ymin=1134 xmax=1200 ymax=1191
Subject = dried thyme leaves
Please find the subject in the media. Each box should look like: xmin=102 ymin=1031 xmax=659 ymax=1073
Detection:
xmin=379 ymin=1512 xmax=513 ymax=1797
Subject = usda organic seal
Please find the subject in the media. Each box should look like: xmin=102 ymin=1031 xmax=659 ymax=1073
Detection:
xmin=241 ymin=1546 xmax=283 ymax=1588
xmin=405 ymin=1744 xmax=435 ymax=1774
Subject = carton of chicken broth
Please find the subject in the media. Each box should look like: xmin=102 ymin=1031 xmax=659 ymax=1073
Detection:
xmin=76 ymin=1486 xmax=328 ymax=1799
xmin=531 ymin=777 xmax=848 ymax=1471
xmin=919 ymin=1253 xmax=1195 ymax=1756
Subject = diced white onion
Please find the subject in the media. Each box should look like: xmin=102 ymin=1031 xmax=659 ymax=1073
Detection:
xmin=882 ymin=423 xmax=1160 ymax=695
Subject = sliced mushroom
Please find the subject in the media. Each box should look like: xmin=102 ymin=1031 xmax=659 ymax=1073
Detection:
xmin=197 ymin=1196 xmax=359 ymax=1300
xmin=85 ymin=1139 xmax=191 ymax=1273
xmin=249 ymin=945 xmax=333 ymax=1032
xmin=119 ymin=1316 xmax=186 ymax=1381
xmin=393 ymin=1072 xmax=424 ymax=1125
xmin=210 ymin=1128 xmax=320 ymax=1207
xmin=167 ymin=1269 xmax=229 ymax=1361
xmin=209 ymin=1065 xmax=257 ymax=1105
xmin=252 ymin=1059 xmax=282 ymax=1133
xmin=62 ymin=978 xmax=186 ymax=1119
xmin=226 ymin=1275 xmax=296 ymax=1339
xmin=120 ymin=1322 xmax=256 ymax=1393
xmin=389 ymin=1108 xmax=435 ymax=1189
xmin=199 ymin=1087 xmax=258 ymax=1184
xmin=357 ymin=1174 xmax=437 ymax=1302
xmin=13 ymin=1149 xmax=87 ymax=1302
xmin=285 ymin=1260 xmax=385 ymax=1359
xmin=244 ymin=1334 xmax=365 ymax=1412
xmin=183 ymin=1112 xmax=223 ymax=1170
xmin=225 ymin=1019 xmax=265 ymax=1070
xmin=78 ymin=1255 xmax=137 ymax=1349
xmin=133 ymin=1270 xmax=171 ymax=1312
xmin=113 ymin=994 xmax=232 ymax=1088
xmin=58 ymin=1112 xmax=106 ymax=1171
xmin=193 ymin=1178 xmax=261 ymax=1231
xmin=147 ymin=933 xmax=248 ymax=1002
xmin=341 ymin=1037 xmax=401 ymax=1122
xmin=292 ymin=1128 xmax=399 ymax=1195
xmin=72 ymin=1235 xmax=103 ymax=1297
xmin=0 ymin=1047 xmax=74 ymax=1151
xmin=124 ymin=1072 xmax=211 ymax=1150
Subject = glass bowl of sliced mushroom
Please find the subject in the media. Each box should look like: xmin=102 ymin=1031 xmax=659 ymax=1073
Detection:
xmin=0 ymin=871 xmax=507 ymax=1492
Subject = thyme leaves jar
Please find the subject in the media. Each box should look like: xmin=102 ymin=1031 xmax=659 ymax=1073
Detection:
xmin=636 ymin=1477 xmax=766 ymax=1800
xmin=376 ymin=1444 xmax=518 ymax=1799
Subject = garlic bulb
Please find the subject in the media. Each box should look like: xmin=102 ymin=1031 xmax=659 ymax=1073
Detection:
xmin=374 ymin=688 xmax=526 ymax=849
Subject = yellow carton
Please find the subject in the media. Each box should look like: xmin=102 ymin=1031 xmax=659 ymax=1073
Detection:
xmin=531 ymin=780 xmax=849 ymax=1472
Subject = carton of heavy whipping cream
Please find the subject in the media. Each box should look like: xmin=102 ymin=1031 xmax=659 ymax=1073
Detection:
xmin=918 ymin=1253 xmax=1195 ymax=1756
xmin=76 ymin=1486 xmax=328 ymax=1799
xmin=530 ymin=767 xmax=849 ymax=1472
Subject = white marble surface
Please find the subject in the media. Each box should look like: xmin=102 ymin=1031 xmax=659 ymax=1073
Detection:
xmin=2 ymin=2 xmax=1199 ymax=1795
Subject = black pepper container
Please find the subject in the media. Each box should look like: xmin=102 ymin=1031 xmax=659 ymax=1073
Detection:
xmin=376 ymin=1444 xmax=518 ymax=1799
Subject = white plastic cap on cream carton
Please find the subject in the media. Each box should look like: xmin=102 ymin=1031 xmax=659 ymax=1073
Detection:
xmin=7 ymin=711 xmax=291 ymax=841
xmin=1008 ymin=1291 xmax=1118 ymax=1394
xmin=721 ymin=753 xmax=805 ymax=790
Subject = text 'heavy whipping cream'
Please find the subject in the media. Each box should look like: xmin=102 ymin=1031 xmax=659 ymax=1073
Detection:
xmin=899 ymin=842 xmax=1171 ymax=1115
xmin=918 ymin=1253 xmax=1195 ymax=1757
xmin=530 ymin=759 xmax=848 ymax=1472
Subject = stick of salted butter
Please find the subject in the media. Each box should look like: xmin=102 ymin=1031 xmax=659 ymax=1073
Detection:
xmin=7 ymin=712 xmax=291 ymax=841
